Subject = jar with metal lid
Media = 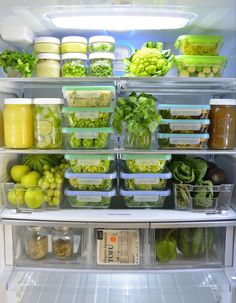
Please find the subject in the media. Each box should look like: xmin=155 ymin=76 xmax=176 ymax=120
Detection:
xmin=25 ymin=226 xmax=48 ymax=260
xmin=89 ymin=52 xmax=114 ymax=77
xmin=33 ymin=98 xmax=64 ymax=149
xmin=61 ymin=53 xmax=87 ymax=77
xmin=208 ymin=99 xmax=236 ymax=149
xmin=36 ymin=53 xmax=61 ymax=77
xmin=61 ymin=36 xmax=87 ymax=54
xmin=34 ymin=37 xmax=60 ymax=54
xmin=3 ymin=98 xmax=34 ymax=148
xmin=89 ymin=36 xmax=115 ymax=53
xmin=52 ymin=227 xmax=73 ymax=260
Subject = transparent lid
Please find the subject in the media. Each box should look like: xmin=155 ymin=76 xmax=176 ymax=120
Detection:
xmin=61 ymin=36 xmax=87 ymax=44
xmin=120 ymin=169 xmax=172 ymax=179
xmin=62 ymin=86 xmax=115 ymax=92
xmin=61 ymin=53 xmax=87 ymax=60
xmin=175 ymin=35 xmax=224 ymax=48
xmin=175 ymin=55 xmax=227 ymax=67
xmin=4 ymin=98 xmax=33 ymax=105
xmin=158 ymin=104 xmax=210 ymax=110
xmin=62 ymin=107 xmax=113 ymax=113
xmin=64 ymin=168 xmax=117 ymax=179
xmin=62 ymin=127 xmax=113 ymax=134
xmin=89 ymin=52 xmax=115 ymax=60
xmin=36 ymin=53 xmax=61 ymax=60
xmin=54 ymin=227 xmax=70 ymax=232
xmin=160 ymin=119 xmax=210 ymax=125
xmin=210 ymin=99 xmax=236 ymax=106
xmin=65 ymin=154 xmax=115 ymax=160
xmin=121 ymin=154 xmax=171 ymax=160
xmin=64 ymin=187 xmax=116 ymax=197
xmin=89 ymin=36 xmax=115 ymax=44
xmin=34 ymin=37 xmax=60 ymax=44
xmin=33 ymin=98 xmax=64 ymax=105
xmin=120 ymin=188 xmax=171 ymax=197
xmin=157 ymin=133 xmax=209 ymax=139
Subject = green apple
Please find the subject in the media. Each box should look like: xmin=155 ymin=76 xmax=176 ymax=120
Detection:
xmin=10 ymin=165 xmax=31 ymax=182
xmin=21 ymin=171 xmax=41 ymax=187
xmin=24 ymin=186 xmax=44 ymax=209
xmin=7 ymin=186 xmax=26 ymax=206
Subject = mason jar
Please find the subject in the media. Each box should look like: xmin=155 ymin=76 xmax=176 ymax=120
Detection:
xmin=88 ymin=52 xmax=114 ymax=77
xmin=52 ymin=227 xmax=74 ymax=260
xmin=24 ymin=226 xmax=48 ymax=260
xmin=36 ymin=53 xmax=61 ymax=77
xmin=61 ymin=53 xmax=87 ymax=77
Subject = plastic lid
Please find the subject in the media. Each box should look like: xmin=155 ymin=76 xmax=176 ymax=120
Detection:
xmin=89 ymin=36 xmax=115 ymax=44
xmin=157 ymin=133 xmax=209 ymax=139
xmin=4 ymin=98 xmax=33 ymax=105
xmin=62 ymin=127 xmax=113 ymax=134
xmin=61 ymin=53 xmax=87 ymax=60
xmin=210 ymin=99 xmax=236 ymax=106
xmin=34 ymin=98 xmax=64 ymax=105
xmin=121 ymin=154 xmax=171 ymax=160
xmin=62 ymin=107 xmax=113 ymax=113
xmin=61 ymin=36 xmax=87 ymax=44
xmin=120 ymin=169 xmax=172 ymax=179
xmin=89 ymin=52 xmax=115 ymax=60
xmin=160 ymin=119 xmax=210 ymax=125
xmin=175 ymin=55 xmax=227 ymax=66
xmin=175 ymin=35 xmax=224 ymax=48
xmin=64 ymin=168 xmax=117 ymax=179
xmin=62 ymin=86 xmax=115 ymax=92
xmin=64 ymin=187 xmax=116 ymax=197
xmin=34 ymin=37 xmax=60 ymax=44
xmin=120 ymin=188 xmax=171 ymax=197
xmin=158 ymin=104 xmax=210 ymax=110
xmin=36 ymin=53 xmax=61 ymax=60
xmin=65 ymin=154 xmax=115 ymax=160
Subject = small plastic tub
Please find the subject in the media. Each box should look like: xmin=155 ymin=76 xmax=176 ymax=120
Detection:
xmin=159 ymin=119 xmax=210 ymax=134
xmin=158 ymin=104 xmax=211 ymax=119
xmin=64 ymin=187 xmax=116 ymax=208
xmin=120 ymin=188 xmax=171 ymax=208
xmin=89 ymin=36 xmax=115 ymax=53
xmin=157 ymin=133 xmax=209 ymax=149
xmin=175 ymin=35 xmax=224 ymax=56
xmin=36 ymin=53 xmax=61 ymax=77
xmin=34 ymin=37 xmax=60 ymax=54
xmin=62 ymin=107 xmax=113 ymax=127
xmin=175 ymin=55 xmax=227 ymax=78
xmin=64 ymin=168 xmax=117 ymax=191
xmin=61 ymin=36 xmax=87 ymax=54
xmin=62 ymin=127 xmax=113 ymax=149
xmin=88 ymin=52 xmax=114 ymax=77
xmin=62 ymin=86 xmax=115 ymax=107
xmin=61 ymin=53 xmax=87 ymax=77
xmin=65 ymin=154 xmax=115 ymax=173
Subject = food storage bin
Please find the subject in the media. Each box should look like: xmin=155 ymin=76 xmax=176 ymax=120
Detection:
xmin=157 ymin=133 xmax=209 ymax=149
xmin=62 ymin=86 xmax=115 ymax=107
xmin=175 ymin=55 xmax=227 ymax=78
xmin=34 ymin=37 xmax=60 ymax=54
xmin=61 ymin=36 xmax=87 ymax=54
xmin=88 ymin=52 xmax=114 ymax=76
xmin=33 ymin=98 xmax=64 ymax=149
xmin=24 ymin=227 xmax=48 ymax=260
xmin=64 ymin=187 xmax=116 ymax=208
xmin=64 ymin=167 xmax=117 ymax=191
xmin=120 ymin=169 xmax=172 ymax=190
xmin=159 ymin=119 xmax=210 ymax=134
xmin=124 ymin=130 xmax=152 ymax=149
xmin=158 ymin=104 xmax=211 ymax=119
xmin=62 ymin=127 xmax=113 ymax=149
xmin=36 ymin=53 xmax=61 ymax=77
xmin=52 ymin=227 xmax=74 ymax=260
xmin=120 ymin=188 xmax=171 ymax=208
xmin=61 ymin=53 xmax=87 ymax=77
xmin=89 ymin=36 xmax=115 ymax=53
xmin=65 ymin=154 xmax=115 ymax=173
xmin=62 ymin=106 xmax=113 ymax=127
xmin=175 ymin=35 xmax=224 ymax=55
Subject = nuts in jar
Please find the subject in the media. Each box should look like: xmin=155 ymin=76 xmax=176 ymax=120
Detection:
xmin=52 ymin=227 xmax=73 ymax=259
xmin=25 ymin=227 xmax=48 ymax=260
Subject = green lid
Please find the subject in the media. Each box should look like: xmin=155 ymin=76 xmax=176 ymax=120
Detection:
xmin=121 ymin=154 xmax=171 ymax=160
xmin=62 ymin=107 xmax=113 ymax=113
xmin=175 ymin=55 xmax=227 ymax=67
xmin=65 ymin=154 xmax=115 ymax=160
xmin=175 ymin=35 xmax=224 ymax=49
xmin=62 ymin=127 xmax=113 ymax=134
xmin=62 ymin=86 xmax=115 ymax=92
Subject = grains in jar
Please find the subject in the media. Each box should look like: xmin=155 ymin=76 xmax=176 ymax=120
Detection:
xmin=25 ymin=227 xmax=48 ymax=260
xmin=52 ymin=227 xmax=73 ymax=259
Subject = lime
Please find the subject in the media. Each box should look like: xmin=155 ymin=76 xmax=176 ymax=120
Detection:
xmin=38 ymin=120 xmax=52 ymax=136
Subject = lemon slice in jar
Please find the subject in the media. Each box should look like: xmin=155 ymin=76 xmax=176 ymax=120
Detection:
xmin=38 ymin=120 xmax=52 ymax=136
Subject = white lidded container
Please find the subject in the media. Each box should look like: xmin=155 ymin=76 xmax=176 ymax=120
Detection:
xmin=61 ymin=53 xmax=87 ymax=77
xmin=89 ymin=35 xmax=115 ymax=53
xmin=36 ymin=53 xmax=61 ymax=77
xmin=34 ymin=37 xmax=60 ymax=54
xmin=61 ymin=36 xmax=87 ymax=54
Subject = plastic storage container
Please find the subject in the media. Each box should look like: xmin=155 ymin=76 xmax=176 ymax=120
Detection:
xmin=62 ymin=107 xmax=113 ymax=127
xmin=120 ymin=188 xmax=171 ymax=208
xmin=157 ymin=133 xmax=209 ymax=149
xmin=52 ymin=227 xmax=73 ymax=260
xmin=61 ymin=36 xmax=87 ymax=54
xmin=175 ymin=35 xmax=224 ymax=55
xmin=62 ymin=86 xmax=115 ymax=107
xmin=158 ymin=104 xmax=211 ymax=119
xmin=3 ymin=98 xmax=34 ymax=148
xmin=124 ymin=130 xmax=152 ymax=149
xmin=34 ymin=37 xmax=60 ymax=54
xmin=64 ymin=188 xmax=116 ymax=208
xmin=89 ymin=36 xmax=115 ymax=53
xmin=61 ymin=53 xmax=87 ymax=77
xmin=159 ymin=119 xmax=210 ymax=134
xmin=36 ymin=53 xmax=61 ymax=77
xmin=62 ymin=127 xmax=113 ymax=149
xmin=24 ymin=227 xmax=48 ymax=260
xmin=65 ymin=154 xmax=114 ymax=173
xmin=175 ymin=55 xmax=227 ymax=77
xmin=33 ymin=98 xmax=64 ymax=149
xmin=88 ymin=52 xmax=114 ymax=76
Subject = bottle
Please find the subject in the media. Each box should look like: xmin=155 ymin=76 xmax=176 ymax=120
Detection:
xmin=25 ymin=226 xmax=48 ymax=260
xmin=52 ymin=227 xmax=74 ymax=260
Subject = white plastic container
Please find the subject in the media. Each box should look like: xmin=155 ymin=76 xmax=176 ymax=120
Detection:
xmin=34 ymin=37 xmax=60 ymax=54
xmin=61 ymin=36 xmax=87 ymax=54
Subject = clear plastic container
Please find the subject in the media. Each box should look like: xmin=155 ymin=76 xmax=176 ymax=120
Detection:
xmin=61 ymin=53 xmax=87 ymax=77
xmin=62 ymin=86 xmax=115 ymax=107
xmin=64 ymin=187 xmax=116 ymax=208
xmin=36 ymin=53 xmax=61 ymax=77
xmin=52 ymin=227 xmax=73 ymax=260
xmin=89 ymin=52 xmax=114 ymax=76
xmin=34 ymin=37 xmax=60 ymax=54
xmin=33 ymin=98 xmax=64 ymax=149
xmin=157 ymin=133 xmax=209 ymax=149
xmin=159 ymin=119 xmax=210 ymax=134
xmin=64 ymin=167 xmax=117 ymax=191
xmin=120 ymin=188 xmax=171 ymax=208
xmin=62 ymin=106 xmax=113 ymax=128
xmin=89 ymin=36 xmax=115 ymax=53
xmin=158 ymin=104 xmax=211 ymax=119
xmin=61 ymin=36 xmax=87 ymax=54
xmin=25 ymin=227 xmax=48 ymax=260
xmin=65 ymin=154 xmax=114 ymax=173
xmin=62 ymin=127 xmax=113 ymax=149
xmin=175 ymin=35 xmax=224 ymax=56
xmin=124 ymin=130 xmax=152 ymax=149
xmin=175 ymin=55 xmax=227 ymax=78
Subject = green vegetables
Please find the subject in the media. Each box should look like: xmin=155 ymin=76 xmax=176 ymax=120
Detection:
xmin=89 ymin=59 xmax=113 ymax=76
xmin=62 ymin=61 xmax=87 ymax=77
xmin=156 ymin=229 xmax=177 ymax=263
xmin=68 ymin=196 xmax=111 ymax=208
xmin=69 ymin=159 xmax=111 ymax=173
xmin=89 ymin=42 xmax=115 ymax=53
xmin=64 ymin=111 xmax=111 ymax=127
xmin=68 ymin=178 xmax=112 ymax=191
xmin=68 ymin=133 xmax=108 ymax=149
xmin=124 ymin=196 xmax=166 ymax=208
xmin=126 ymin=159 xmax=167 ymax=173
xmin=125 ymin=179 xmax=167 ymax=190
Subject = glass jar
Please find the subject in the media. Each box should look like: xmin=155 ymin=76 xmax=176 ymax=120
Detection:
xmin=61 ymin=53 xmax=87 ymax=77
xmin=208 ymin=99 xmax=236 ymax=149
xmin=36 ymin=53 xmax=61 ymax=77
xmin=52 ymin=227 xmax=73 ymax=260
xmin=34 ymin=37 xmax=60 ymax=54
xmin=89 ymin=52 xmax=114 ymax=77
xmin=89 ymin=36 xmax=115 ymax=53
xmin=3 ymin=98 xmax=34 ymax=148
xmin=33 ymin=98 xmax=64 ymax=148
xmin=61 ymin=36 xmax=87 ymax=54
xmin=25 ymin=226 xmax=48 ymax=260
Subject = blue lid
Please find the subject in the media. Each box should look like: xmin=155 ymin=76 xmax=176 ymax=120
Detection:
xmin=158 ymin=104 xmax=210 ymax=109
xmin=120 ymin=188 xmax=171 ymax=197
xmin=160 ymin=119 xmax=210 ymax=125
xmin=157 ymin=133 xmax=209 ymax=139
xmin=64 ymin=168 xmax=117 ymax=179
xmin=120 ymin=169 xmax=172 ymax=179
xmin=64 ymin=187 xmax=116 ymax=197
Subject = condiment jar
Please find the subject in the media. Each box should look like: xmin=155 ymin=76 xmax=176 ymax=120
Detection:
xmin=34 ymin=37 xmax=60 ymax=54
xmin=61 ymin=53 xmax=87 ymax=77
xmin=208 ymin=99 xmax=236 ymax=149
xmin=89 ymin=36 xmax=115 ymax=53
xmin=33 ymin=98 xmax=64 ymax=149
xmin=36 ymin=53 xmax=61 ymax=77
xmin=25 ymin=226 xmax=48 ymax=260
xmin=52 ymin=227 xmax=73 ymax=260
xmin=88 ymin=52 xmax=114 ymax=77
xmin=61 ymin=36 xmax=87 ymax=54
xmin=3 ymin=98 xmax=34 ymax=148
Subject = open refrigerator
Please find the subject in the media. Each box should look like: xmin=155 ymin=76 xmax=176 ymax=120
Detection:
xmin=0 ymin=0 xmax=236 ymax=302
